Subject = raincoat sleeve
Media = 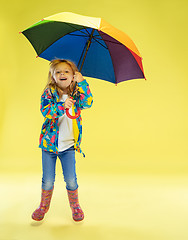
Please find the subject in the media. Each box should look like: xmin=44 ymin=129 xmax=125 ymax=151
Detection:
xmin=76 ymin=80 xmax=93 ymax=110
xmin=40 ymin=88 xmax=65 ymax=119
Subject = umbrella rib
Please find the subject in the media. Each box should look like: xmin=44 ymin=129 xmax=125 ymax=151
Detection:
xmin=65 ymin=32 xmax=109 ymax=50
xmin=91 ymin=36 xmax=108 ymax=50
xmin=64 ymin=24 xmax=110 ymax=49
xmin=102 ymin=39 xmax=123 ymax=45
xmin=83 ymin=26 xmax=92 ymax=36
xmin=93 ymin=35 xmax=123 ymax=45
xmin=67 ymin=30 xmax=108 ymax=50
xmin=83 ymin=29 xmax=109 ymax=50
xmin=67 ymin=33 xmax=89 ymax=37
xmin=67 ymin=32 xmax=122 ymax=47
xmin=63 ymin=22 xmax=90 ymax=37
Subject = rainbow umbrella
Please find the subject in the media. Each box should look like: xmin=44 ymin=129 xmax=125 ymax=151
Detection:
xmin=20 ymin=12 xmax=145 ymax=84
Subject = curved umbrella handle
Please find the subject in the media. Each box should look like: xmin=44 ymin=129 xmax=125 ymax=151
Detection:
xmin=66 ymin=108 xmax=81 ymax=119
xmin=65 ymin=97 xmax=81 ymax=119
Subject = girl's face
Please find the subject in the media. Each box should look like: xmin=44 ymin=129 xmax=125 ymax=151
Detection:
xmin=53 ymin=62 xmax=74 ymax=92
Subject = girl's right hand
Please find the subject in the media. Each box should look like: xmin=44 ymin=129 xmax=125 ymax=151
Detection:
xmin=64 ymin=98 xmax=76 ymax=109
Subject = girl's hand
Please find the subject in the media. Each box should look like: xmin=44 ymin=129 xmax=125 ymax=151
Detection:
xmin=65 ymin=98 xmax=76 ymax=109
xmin=73 ymin=71 xmax=84 ymax=83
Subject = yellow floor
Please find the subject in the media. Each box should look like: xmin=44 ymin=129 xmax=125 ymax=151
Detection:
xmin=0 ymin=173 xmax=188 ymax=240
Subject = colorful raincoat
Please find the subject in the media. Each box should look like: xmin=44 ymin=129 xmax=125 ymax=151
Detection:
xmin=39 ymin=79 xmax=93 ymax=157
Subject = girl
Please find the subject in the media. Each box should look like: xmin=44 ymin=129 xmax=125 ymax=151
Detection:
xmin=32 ymin=59 xmax=93 ymax=222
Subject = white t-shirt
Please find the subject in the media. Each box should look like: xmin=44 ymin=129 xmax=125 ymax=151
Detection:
xmin=58 ymin=94 xmax=75 ymax=152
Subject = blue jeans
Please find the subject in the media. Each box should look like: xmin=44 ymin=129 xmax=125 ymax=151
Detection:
xmin=41 ymin=146 xmax=78 ymax=191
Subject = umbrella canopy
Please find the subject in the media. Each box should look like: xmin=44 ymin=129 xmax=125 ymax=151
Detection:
xmin=21 ymin=12 xmax=145 ymax=84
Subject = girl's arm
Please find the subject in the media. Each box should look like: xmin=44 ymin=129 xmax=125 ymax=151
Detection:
xmin=40 ymin=88 xmax=65 ymax=119
xmin=76 ymin=80 xmax=93 ymax=110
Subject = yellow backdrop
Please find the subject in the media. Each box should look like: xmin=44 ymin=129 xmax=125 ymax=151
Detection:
xmin=1 ymin=1 xmax=188 ymax=240
xmin=0 ymin=0 xmax=187 ymax=175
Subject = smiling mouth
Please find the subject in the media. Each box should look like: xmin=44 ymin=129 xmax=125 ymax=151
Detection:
xmin=60 ymin=78 xmax=67 ymax=81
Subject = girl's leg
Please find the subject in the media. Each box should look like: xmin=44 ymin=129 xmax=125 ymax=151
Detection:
xmin=58 ymin=146 xmax=84 ymax=221
xmin=42 ymin=149 xmax=57 ymax=190
xmin=58 ymin=146 xmax=78 ymax=191
xmin=32 ymin=150 xmax=57 ymax=221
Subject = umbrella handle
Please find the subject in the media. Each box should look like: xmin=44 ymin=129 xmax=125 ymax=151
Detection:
xmin=65 ymin=97 xmax=81 ymax=119
xmin=66 ymin=108 xmax=81 ymax=119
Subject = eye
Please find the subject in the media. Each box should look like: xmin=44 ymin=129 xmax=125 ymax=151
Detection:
xmin=56 ymin=71 xmax=60 ymax=74
xmin=65 ymin=70 xmax=69 ymax=73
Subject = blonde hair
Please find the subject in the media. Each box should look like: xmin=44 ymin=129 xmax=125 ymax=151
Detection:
xmin=43 ymin=59 xmax=79 ymax=99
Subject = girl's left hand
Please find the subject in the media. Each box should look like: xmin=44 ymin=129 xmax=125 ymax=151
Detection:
xmin=73 ymin=71 xmax=84 ymax=83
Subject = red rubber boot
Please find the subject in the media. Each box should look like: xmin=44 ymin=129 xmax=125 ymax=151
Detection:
xmin=32 ymin=187 xmax=54 ymax=221
xmin=67 ymin=188 xmax=84 ymax=221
